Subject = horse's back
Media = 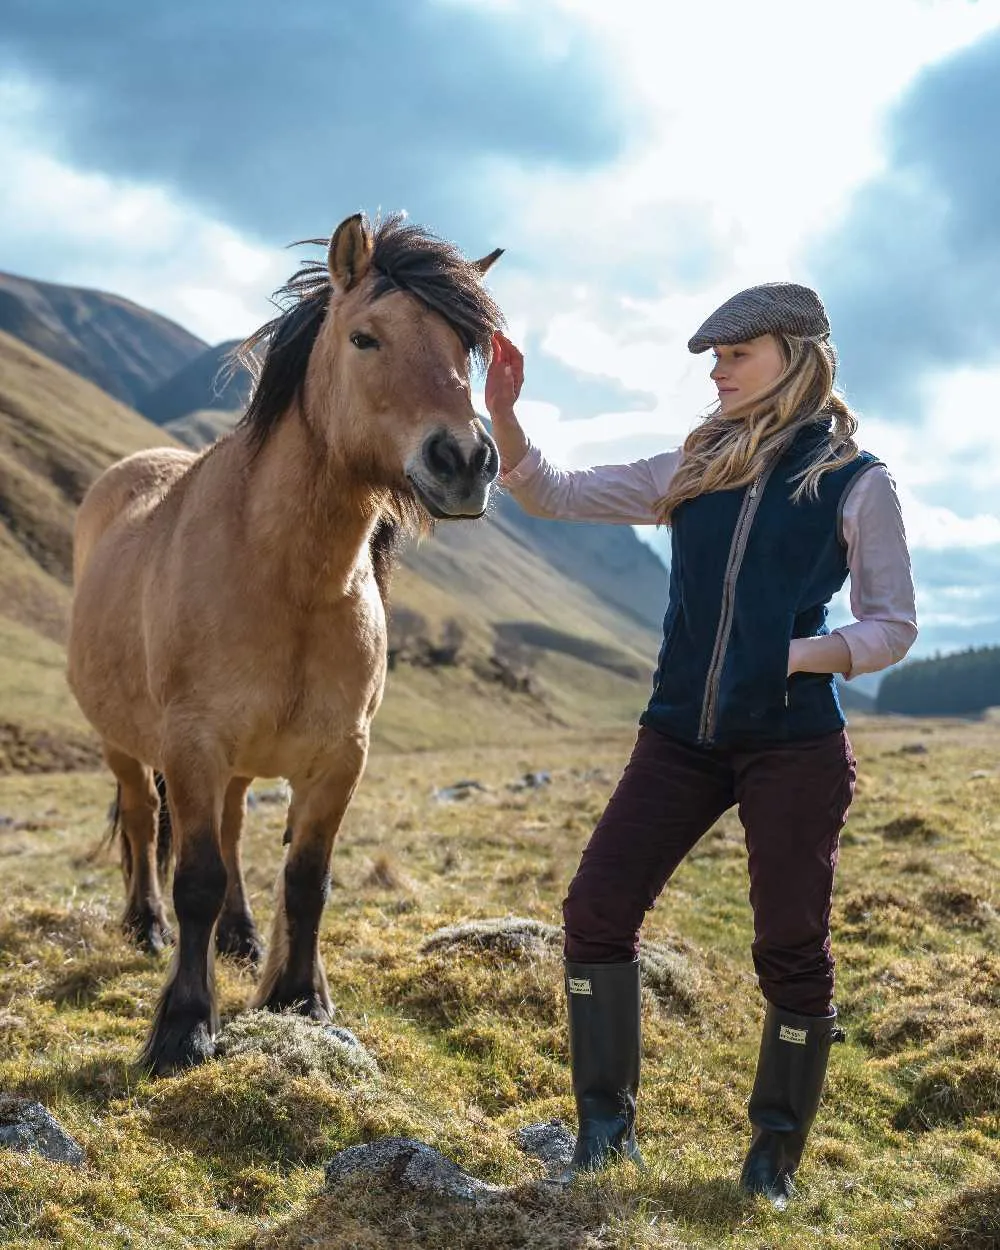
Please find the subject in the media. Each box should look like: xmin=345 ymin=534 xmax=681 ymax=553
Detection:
xmin=73 ymin=447 xmax=196 ymax=584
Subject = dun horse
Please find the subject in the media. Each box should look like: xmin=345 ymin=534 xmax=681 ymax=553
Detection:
xmin=68 ymin=213 xmax=503 ymax=1074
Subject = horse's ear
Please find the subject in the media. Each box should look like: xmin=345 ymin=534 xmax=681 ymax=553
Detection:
xmin=473 ymin=247 xmax=504 ymax=276
xmin=328 ymin=214 xmax=373 ymax=292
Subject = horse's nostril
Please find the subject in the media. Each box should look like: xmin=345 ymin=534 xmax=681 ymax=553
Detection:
xmin=424 ymin=431 xmax=463 ymax=482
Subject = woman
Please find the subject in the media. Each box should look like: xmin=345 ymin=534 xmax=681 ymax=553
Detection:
xmin=483 ymin=283 xmax=917 ymax=1207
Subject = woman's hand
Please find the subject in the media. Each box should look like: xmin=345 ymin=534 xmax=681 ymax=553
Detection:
xmin=485 ymin=332 xmax=524 ymax=416
xmin=485 ymin=332 xmax=528 ymax=474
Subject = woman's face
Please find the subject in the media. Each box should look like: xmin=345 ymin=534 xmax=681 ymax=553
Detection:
xmin=710 ymin=334 xmax=785 ymax=414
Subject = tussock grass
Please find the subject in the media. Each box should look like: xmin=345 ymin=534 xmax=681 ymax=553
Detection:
xmin=0 ymin=718 xmax=998 ymax=1247
xmin=214 ymin=1010 xmax=379 ymax=1081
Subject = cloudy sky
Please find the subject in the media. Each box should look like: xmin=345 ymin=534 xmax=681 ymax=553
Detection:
xmin=2 ymin=0 xmax=999 ymax=665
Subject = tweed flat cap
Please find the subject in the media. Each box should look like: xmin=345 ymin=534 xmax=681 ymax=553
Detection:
xmin=687 ymin=282 xmax=830 ymax=353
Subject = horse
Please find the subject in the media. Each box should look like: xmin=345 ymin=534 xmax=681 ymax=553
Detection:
xmin=67 ymin=212 xmax=504 ymax=1075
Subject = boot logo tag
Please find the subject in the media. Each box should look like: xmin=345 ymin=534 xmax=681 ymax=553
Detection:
xmin=779 ymin=1025 xmax=808 ymax=1045
xmin=568 ymin=978 xmax=592 ymax=995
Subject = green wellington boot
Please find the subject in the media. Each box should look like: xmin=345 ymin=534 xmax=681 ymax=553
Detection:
xmin=739 ymin=1001 xmax=845 ymax=1209
xmin=557 ymin=958 xmax=644 ymax=1182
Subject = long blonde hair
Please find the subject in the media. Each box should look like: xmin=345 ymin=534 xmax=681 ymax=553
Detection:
xmin=656 ymin=334 xmax=859 ymax=525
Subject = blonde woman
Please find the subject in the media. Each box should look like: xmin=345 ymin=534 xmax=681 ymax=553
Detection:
xmin=484 ymin=284 xmax=917 ymax=1207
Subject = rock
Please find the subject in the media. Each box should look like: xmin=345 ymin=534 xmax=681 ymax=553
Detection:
xmin=897 ymin=743 xmax=928 ymax=756
xmin=324 ymin=1137 xmax=502 ymax=1200
xmin=251 ymin=781 xmax=292 ymax=805
xmin=516 ymin=1120 xmax=575 ymax=1171
xmin=432 ymin=780 xmax=487 ymax=803
xmin=0 ymin=1096 xmax=84 ymax=1166
xmin=326 ymin=1025 xmax=365 ymax=1051
xmin=507 ymin=771 xmax=551 ymax=792
xmin=420 ymin=916 xmax=562 ymax=959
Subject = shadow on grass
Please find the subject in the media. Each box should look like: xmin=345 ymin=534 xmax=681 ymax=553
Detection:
xmin=15 ymin=1053 xmax=142 ymax=1109
xmin=243 ymin=1176 xmax=609 ymax=1250
xmin=903 ymin=1182 xmax=1000 ymax=1250
xmin=648 ymin=1173 xmax=750 ymax=1234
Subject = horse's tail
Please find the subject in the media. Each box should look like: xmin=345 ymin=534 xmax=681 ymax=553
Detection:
xmin=105 ymin=771 xmax=173 ymax=887
xmin=154 ymin=771 xmax=173 ymax=885
xmin=107 ymin=783 xmax=131 ymax=881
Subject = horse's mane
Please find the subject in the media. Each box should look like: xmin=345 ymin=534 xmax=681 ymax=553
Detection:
xmin=233 ymin=213 xmax=504 ymax=454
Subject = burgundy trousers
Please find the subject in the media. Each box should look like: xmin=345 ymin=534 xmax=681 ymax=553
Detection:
xmin=563 ymin=725 xmax=857 ymax=1015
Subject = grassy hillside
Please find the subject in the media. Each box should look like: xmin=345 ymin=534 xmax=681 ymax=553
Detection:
xmin=0 ymin=273 xmax=205 ymax=408
xmin=0 ymin=330 xmax=183 ymax=643
xmin=164 ymin=408 xmax=241 ymax=449
xmin=0 ymin=716 xmax=997 ymax=1247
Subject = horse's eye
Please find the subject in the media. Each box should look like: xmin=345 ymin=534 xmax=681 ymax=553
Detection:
xmin=350 ymin=331 xmax=379 ymax=351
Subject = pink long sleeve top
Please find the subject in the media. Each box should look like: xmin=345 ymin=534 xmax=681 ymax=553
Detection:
xmin=502 ymin=444 xmax=918 ymax=680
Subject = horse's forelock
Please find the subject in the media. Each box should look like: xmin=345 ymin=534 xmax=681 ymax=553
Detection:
xmin=367 ymin=214 xmax=504 ymax=366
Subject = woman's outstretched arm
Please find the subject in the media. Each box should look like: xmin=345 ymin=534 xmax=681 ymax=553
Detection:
xmin=485 ymin=333 xmax=680 ymax=525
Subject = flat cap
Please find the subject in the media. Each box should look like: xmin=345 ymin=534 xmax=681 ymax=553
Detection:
xmin=687 ymin=282 xmax=830 ymax=354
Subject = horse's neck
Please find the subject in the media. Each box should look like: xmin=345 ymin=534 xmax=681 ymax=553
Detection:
xmin=235 ymin=416 xmax=377 ymax=601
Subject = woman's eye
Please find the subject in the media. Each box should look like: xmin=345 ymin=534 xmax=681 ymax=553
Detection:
xmin=350 ymin=331 xmax=379 ymax=350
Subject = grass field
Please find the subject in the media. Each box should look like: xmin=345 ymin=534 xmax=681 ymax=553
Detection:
xmin=0 ymin=715 xmax=998 ymax=1249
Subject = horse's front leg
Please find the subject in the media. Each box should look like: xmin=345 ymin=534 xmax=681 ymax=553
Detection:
xmin=141 ymin=742 xmax=228 ymax=1075
xmin=253 ymin=734 xmax=368 ymax=1018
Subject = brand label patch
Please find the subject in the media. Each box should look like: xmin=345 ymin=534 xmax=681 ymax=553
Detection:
xmin=779 ymin=1025 xmax=808 ymax=1045
xmin=568 ymin=978 xmax=593 ymax=995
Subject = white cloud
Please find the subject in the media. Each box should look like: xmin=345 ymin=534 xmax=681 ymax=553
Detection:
xmin=0 ymin=78 xmax=285 ymax=342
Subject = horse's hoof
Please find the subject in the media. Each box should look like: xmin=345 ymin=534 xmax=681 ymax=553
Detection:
xmin=142 ymin=1017 xmax=215 ymax=1077
xmin=123 ymin=910 xmax=174 ymax=955
xmin=215 ymin=914 xmax=265 ymax=966
xmin=261 ymin=990 xmax=333 ymax=1023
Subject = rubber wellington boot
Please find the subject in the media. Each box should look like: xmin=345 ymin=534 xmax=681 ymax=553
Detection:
xmin=556 ymin=958 xmax=644 ymax=1183
xmin=739 ymin=1001 xmax=845 ymax=1209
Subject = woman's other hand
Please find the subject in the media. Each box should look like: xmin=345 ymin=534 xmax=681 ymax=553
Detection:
xmin=485 ymin=332 xmax=528 ymax=473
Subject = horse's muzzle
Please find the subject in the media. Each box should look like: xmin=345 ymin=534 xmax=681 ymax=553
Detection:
xmin=407 ymin=428 xmax=499 ymax=519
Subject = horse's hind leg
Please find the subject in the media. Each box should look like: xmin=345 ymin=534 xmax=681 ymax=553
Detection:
xmin=215 ymin=776 xmax=265 ymax=965
xmin=142 ymin=740 xmax=228 ymax=1075
xmin=105 ymin=747 xmax=173 ymax=954
xmin=254 ymin=736 xmax=368 ymax=1018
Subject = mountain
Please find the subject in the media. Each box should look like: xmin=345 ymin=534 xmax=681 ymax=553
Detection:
xmin=138 ymin=341 xmax=251 ymax=426
xmin=0 ymin=272 xmax=206 ymax=408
